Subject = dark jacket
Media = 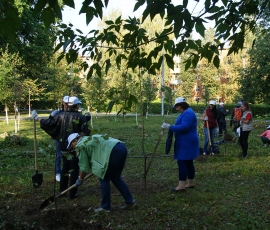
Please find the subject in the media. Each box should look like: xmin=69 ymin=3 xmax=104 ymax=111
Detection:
xmin=40 ymin=109 xmax=90 ymax=151
xmin=217 ymin=106 xmax=229 ymax=123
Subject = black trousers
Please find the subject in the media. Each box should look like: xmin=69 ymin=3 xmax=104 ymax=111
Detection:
xmin=239 ymin=129 xmax=250 ymax=156
xmin=60 ymin=155 xmax=79 ymax=198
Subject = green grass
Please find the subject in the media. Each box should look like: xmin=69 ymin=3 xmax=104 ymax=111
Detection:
xmin=0 ymin=114 xmax=270 ymax=229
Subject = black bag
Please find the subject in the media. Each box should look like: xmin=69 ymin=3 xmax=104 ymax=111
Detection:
xmin=165 ymin=130 xmax=173 ymax=154
xmin=209 ymin=144 xmax=220 ymax=154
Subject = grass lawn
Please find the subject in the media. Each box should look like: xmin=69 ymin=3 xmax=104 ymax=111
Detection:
xmin=0 ymin=113 xmax=270 ymax=229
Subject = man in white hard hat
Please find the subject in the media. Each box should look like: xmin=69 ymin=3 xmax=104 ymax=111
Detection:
xmin=32 ymin=96 xmax=91 ymax=198
xmin=67 ymin=133 xmax=135 ymax=213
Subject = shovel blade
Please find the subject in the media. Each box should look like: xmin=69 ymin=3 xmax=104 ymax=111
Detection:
xmin=32 ymin=172 xmax=43 ymax=187
xmin=39 ymin=196 xmax=55 ymax=210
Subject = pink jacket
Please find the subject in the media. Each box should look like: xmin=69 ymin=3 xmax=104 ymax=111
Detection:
xmin=260 ymin=130 xmax=270 ymax=139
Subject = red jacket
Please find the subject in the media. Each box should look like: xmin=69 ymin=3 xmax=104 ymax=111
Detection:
xmin=204 ymin=108 xmax=217 ymax=128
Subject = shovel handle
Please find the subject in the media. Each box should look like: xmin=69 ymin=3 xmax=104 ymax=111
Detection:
xmin=56 ymin=173 xmax=93 ymax=198
xmin=33 ymin=119 xmax=38 ymax=171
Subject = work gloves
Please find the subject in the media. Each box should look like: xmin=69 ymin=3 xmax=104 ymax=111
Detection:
xmin=75 ymin=177 xmax=83 ymax=187
xmin=161 ymin=122 xmax=170 ymax=129
xmin=32 ymin=110 xmax=39 ymax=120
xmin=204 ymin=116 xmax=208 ymax=121
xmin=84 ymin=112 xmax=90 ymax=117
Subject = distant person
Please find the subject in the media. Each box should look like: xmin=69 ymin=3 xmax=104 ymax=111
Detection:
xmin=49 ymin=96 xmax=70 ymax=182
xmin=239 ymin=101 xmax=254 ymax=158
xmin=161 ymin=97 xmax=200 ymax=191
xmin=230 ymin=101 xmax=243 ymax=139
xmin=67 ymin=133 xmax=135 ymax=212
xmin=259 ymin=125 xmax=270 ymax=147
xmin=202 ymin=100 xmax=218 ymax=155
xmin=216 ymin=102 xmax=229 ymax=138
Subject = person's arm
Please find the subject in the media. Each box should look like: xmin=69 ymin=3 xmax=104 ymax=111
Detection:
xmin=241 ymin=113 xmax=251 ymax=124
xmin=79 ymin=172 xmax=87 ymax=180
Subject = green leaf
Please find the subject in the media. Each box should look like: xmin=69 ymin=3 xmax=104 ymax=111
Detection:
xmin=105 ymin=59 xmax=111 ymax=75
xmin=41 ymin=7 xmax=55 ymax=28
xmin=33 ymin=0 xmax=47 ymax=16
xmin=134 ymin=0 xmax=145 ymax=12
xmin=48 ymin=0 xmax=62 ymax=19
xmin=188 ymin=40 xmax=198 ymax=51
xmin=221 ymin=0 xmax=228 ymax=6
xmin=185 ymin=59 xmax=191 ymax=71
xmin=87 ymin=65 xmax=94 ymax=80
xmin=195 ymin=21 xmax=206 ymax=38
xmin=63 ymin=0 xmax=75 ymax=8
xmin=106 ymin=101 xmax=115 ymax=113
xmin=183 ymin=0 xmax=188 ymax=8
xmin=94 ymin=0 xmax=103 ymax=19
xmin=213 ymin=55 xmax=220 ymax=68
xmin=105 ymin=20 xmax=114 ymax=25
xmin=164 ymin=54 xmax=174 ymax=70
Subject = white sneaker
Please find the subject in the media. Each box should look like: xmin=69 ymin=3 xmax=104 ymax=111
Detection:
xmin=55 ymin=174 xmax=61 ymax=182
xmin=94 ymin=207 xmax=110 ymax=213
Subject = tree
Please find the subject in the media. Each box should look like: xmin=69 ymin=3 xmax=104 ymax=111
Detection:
xmin=238 ymin=31 xmax=270 ymax=104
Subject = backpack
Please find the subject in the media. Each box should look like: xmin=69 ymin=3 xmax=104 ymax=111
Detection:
xmin=233 ymin=107 xmax=242 ymax=121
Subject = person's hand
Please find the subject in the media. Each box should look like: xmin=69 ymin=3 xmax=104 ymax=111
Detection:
xmin=50 ymin=110 xmax=59 ymax=117
xmin=75 ymin=177 xmax=83 ymax=187
xmin=32 ymin=110 xmax=39 ymax=120
xmin=161 ymin=122 xmax=170 ymax=129
xmin=204 ymin=116 xmax=208 ymax=121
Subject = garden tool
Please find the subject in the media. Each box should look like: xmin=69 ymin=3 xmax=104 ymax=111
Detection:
xmin=206 ymin=119 xmax=213 ymax=155
xmin=32 ymin=119 xmax=43 ymax=187
xmin=144 ymin=127 xmax=165 ymax=179
xmin=39 ymin=173 xmax=93 ymax=210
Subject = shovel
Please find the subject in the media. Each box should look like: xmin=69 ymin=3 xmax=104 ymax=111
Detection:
xmin=39 ymin=173 xmax=93 ymax=210
xmin=32 ymin=119 xmax=43 ymax=187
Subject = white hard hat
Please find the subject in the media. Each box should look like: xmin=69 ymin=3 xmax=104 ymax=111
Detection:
xmin=68 ymin=96 xmax=82 ymax=106
xmin=67 ymin=133 xmax=80 ymax=149
xmin=173 ymin=97 xmax=186 ymax=108
xmin=219 ymin=102 xmax=224 ymax=105
xmin=63 ymin=96 xmax=70 ymax=103
xmin=209 ymin=100 xmax=216 ymax=105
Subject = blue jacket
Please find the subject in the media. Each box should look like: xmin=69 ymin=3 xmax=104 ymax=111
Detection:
xmin=169 ymin=107 xmax=200 ymax=160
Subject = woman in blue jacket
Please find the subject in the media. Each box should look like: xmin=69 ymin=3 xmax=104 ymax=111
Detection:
xmin=161 ymin=97 xmax=200 ymax=191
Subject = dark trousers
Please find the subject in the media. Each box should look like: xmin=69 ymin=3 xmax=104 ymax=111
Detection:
xmin=60 ymin=155 xmax=79 ymax=198
xmin=239 ymin=129 xmax=251 ymax=156
xmin=177 ymin=160 xmax=195 ymax=181
xmin=218 ymin=121 xmax=227 ymax=137
xmin=99 ymin=142 xmax=134 ymax=210
xmin=260 ymin=136 xmax=270 ymax=145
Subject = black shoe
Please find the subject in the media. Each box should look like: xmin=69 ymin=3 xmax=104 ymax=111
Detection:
xmin=170 ymin=188 xmax=186 ymax=192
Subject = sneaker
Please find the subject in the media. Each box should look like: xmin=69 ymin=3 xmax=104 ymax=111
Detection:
xmin=94 ymin=207 xmax=110 ymax=213
xmin=55 ymin=174 xmax=61 ymax=182
xmin=120 ymin=200 xmax=136 ymax=210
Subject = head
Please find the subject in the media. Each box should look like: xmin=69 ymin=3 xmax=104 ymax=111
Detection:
xmin=62 ymin=96 xmax=69 ymax=111
xmin=236 ymin=101 xmax=243 ymax=107
xmin=267 ymin=125 xmax=270 ymax=130
xmin=67 ymin=96 xmax=82 ymax=110
xmin=241 ymin=101 xmax=251 ymax=111
xmin=209 ymin=100 xmax=216 ymax=109
xmin=67 ymin=133 xmax=80 ymax=150
xmin=219 ymin=102 xmax=224 ymax=107
xmin=173 ymin=97 xmax=189 ymax=112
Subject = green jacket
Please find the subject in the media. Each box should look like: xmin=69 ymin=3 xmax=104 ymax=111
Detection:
xmin=75 ymin=135 xmax=121 ymax=179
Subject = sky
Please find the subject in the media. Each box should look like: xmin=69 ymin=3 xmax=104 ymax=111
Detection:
xmin=62 ymin=0 xmax=145 ymax=35
xmin=62 ymin=0 xmax=209 ymax=36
